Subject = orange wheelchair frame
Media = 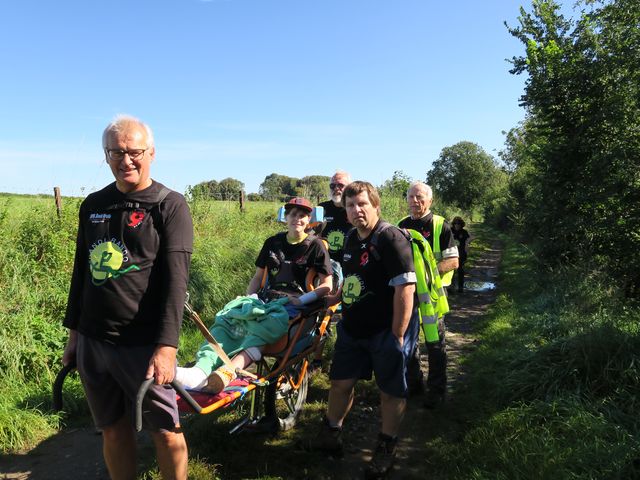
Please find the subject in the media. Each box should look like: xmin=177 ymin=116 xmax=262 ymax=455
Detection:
xmin=139 ymin=289 xmax=336 ymax=434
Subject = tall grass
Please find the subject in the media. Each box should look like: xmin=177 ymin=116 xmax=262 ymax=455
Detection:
xmin=0 ymin=197 xmax=80 ymax=450
xmin=0 ymin=192 xmax=493 ymax=473
xmin=0 ymin=195 xmax=281 ymax=453
xmin=1 ymin=193 xmax=420 ymax=453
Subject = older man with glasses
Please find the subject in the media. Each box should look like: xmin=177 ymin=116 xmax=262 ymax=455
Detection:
xmin=308 ymin=171 xmax=353 ymax=371
xmin=318 ymin=170 xmax=352 ymax=264
xmin=62 ymin=114 xmax=193 ymax=480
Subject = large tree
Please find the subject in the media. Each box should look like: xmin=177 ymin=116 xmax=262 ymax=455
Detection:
xmin=426 ymin=141 xmax=504 ymax=211
xmin=259 ymin=173 xmax=298 ymax=201
xmin=217 ymin=177 xmax=245 ymax=200
xmin=505 ymin=0 xmax=640 ymax=294
xmin=379 ymin=170 xmax=413 ymax=198
xmin=188 ymin=178 xmax=244 ymax=200
xmin=296 ymin=175 xmax=331 ymax=203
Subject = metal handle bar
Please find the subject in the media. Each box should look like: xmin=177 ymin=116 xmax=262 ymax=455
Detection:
xmin=135 ymin=378 xmax=202 ymax=432
xmin=52 ymin=361 xmax=77 ymax=412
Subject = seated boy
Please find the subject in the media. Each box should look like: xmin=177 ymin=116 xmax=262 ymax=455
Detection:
xmin=176 ymin=197 xmax=332 ymax=393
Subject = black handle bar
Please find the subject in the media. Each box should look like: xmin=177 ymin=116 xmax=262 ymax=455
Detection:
xmin=53 ymin=361 xmax=77 ymax=412
xmin=135 ymin=379 xmax=202 ymax=432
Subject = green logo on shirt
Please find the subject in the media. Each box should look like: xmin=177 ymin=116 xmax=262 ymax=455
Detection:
xmin=89 ymin=240 xmax=140 ymax=286
xmin=327 ymin=230 xmax=345 ymax=251
xmin=342 ymin=275 xmax=364 ymax=305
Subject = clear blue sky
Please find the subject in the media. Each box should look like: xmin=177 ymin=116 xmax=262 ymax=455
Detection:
xmin=0 ymin=0 xmax=549 ymax=197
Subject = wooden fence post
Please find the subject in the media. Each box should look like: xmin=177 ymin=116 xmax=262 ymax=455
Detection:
xmin=239 ymin=190 xmax=246 ymax=212
xmin=53 ymin=187 xmax=62 ymax=218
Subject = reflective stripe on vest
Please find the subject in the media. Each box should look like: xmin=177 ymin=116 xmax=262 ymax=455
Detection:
xmin=406 ymin=227 xmax=449 ymax=319
xmin=406 ymin=229 xmax=449 ymax=340
xmin=410 ymin=239 xmax=437 ymax=342
xmin=433 ymin=214 xmax=454 ymax=287
xmin=421 ymin=314 xmax=439 ymax=344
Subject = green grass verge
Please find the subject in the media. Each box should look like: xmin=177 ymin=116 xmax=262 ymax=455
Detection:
xmin=425 ymin=227 xmax=640 ymax=480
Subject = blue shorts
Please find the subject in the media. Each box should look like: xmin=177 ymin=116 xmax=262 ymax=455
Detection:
xmin=76 ymin=334 xmax=179 ymax=432
xmin=329 ymin=312 xmax=419 ymax=398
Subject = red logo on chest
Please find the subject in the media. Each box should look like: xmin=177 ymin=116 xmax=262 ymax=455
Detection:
xmin=128 ymin=210 xmax=145 ymax=228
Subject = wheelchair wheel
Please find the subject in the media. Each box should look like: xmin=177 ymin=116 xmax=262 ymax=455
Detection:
xmin=264 ymin=357 xmax=309 ymax=431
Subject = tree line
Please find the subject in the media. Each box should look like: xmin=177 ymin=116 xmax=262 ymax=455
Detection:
xmin=186 ymin=145 xmax=506 ymax=209
xmin=414 ymin=0 xmax=639 ymax=299
xmin=187 ymin=174 xmax=332 ymax=203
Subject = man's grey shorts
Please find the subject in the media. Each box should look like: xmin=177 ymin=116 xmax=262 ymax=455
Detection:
xmin=329 ymin=312 xmax=419 ymax=398
xmin=76 ymin=333 xmax=179 ymax=432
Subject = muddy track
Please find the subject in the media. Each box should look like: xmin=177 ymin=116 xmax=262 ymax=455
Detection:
xmin=0 ymin=242 xmax=502 ymax=480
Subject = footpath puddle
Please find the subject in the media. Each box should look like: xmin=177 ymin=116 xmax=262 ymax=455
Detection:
xmin=464 ymin=281 xmax=496 ymax=292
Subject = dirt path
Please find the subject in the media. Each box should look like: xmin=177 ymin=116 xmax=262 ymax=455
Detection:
xmin=0 ymin=242 xmax=503 ymax=480
xmin=390 ymin=241 xmax=503 ymax=479
xmin=0 ymin=428 xmax=110 ymax=480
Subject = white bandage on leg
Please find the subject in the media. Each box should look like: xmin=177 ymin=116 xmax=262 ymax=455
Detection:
xmin=175 ymin=366 xmax=208 ymax=389
xmin=245 ymin=346 xmax=263 ymax=363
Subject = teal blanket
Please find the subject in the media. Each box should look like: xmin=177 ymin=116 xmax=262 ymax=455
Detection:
xmin=194 ymin=296 xmax=290 ymax=374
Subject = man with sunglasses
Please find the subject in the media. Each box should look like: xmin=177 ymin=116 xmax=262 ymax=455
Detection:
xmin=62 ymin=114 xmax=193 ymax=480
xmin=318 ymin=170 xmax=352 ymax=264
xmin=309 ymin=171 xmax=353 ymax=370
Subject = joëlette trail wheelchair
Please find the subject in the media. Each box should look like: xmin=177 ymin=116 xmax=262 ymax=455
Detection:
xmin=53 ymin=272 xmax=337 ymax=435
xmin=54 ymin=204 xmax=338 ymax=434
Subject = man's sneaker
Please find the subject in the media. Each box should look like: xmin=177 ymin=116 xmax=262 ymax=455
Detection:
xmin=364 ymin=433 xmax=397 ymax=479
xmin=298 ymin=417 xmax=343 ymax=456
xmin=422 ymin=390 xmax=445 ymax=409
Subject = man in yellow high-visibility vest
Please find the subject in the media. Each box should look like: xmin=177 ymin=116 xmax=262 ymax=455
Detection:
xmin=398 ymin=181 xmax=458 ymax=408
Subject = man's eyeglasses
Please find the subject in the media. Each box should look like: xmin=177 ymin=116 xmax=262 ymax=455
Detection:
xmin=105 ymin=149 xmax=147 ymax=162
xmin=330 ymin=183 xmax=346 ymax=190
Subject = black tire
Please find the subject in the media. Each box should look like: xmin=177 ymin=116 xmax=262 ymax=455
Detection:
xmin=264 ymin=358 xmax=309 ymax=431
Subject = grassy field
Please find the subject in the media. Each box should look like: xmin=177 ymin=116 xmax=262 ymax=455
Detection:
xmin=0 ymin=194 xmax=285 ymax=453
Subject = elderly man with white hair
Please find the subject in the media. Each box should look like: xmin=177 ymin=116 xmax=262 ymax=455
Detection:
xmin=398 ymin=181 xmax=458 ymax=409
xmin=63 ymin=114 xmax=193 ymax=479
xmin=318 ymin=170 xmax=353 ymax=264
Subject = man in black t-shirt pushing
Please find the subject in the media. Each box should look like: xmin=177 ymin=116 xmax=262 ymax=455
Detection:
xmin=305 ymin=181 xmax=418 ymax=479
xmin=62 ymin=115 xmax=193 ymax=480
